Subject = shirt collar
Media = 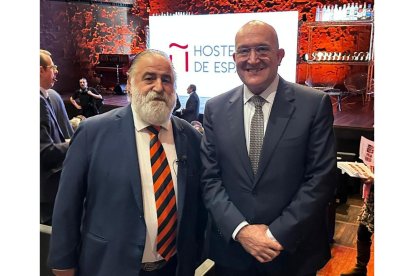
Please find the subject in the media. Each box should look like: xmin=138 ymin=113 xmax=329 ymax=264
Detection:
xmin=243 ymin=74 xmax=279 ymax=105
xmin=40 ymin=87 xmax=49 ymax=98
xmin=131 ymin=104 xmax=171 ymax=133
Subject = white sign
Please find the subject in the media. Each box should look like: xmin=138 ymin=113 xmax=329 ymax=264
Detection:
xmin=149 ymin=12 xmax=299 ymax=98
xmin=359 ymin=136 xmax=374 ymax=171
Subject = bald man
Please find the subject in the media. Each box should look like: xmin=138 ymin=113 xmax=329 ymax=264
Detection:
xmin=201 ymin=20 xmax=337 ymax=276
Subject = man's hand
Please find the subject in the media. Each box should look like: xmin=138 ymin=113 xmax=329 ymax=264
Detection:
xmin=236 ymin=224 xmax=283 ymax=263
xmin=52 ymin=268 xmax=75 ymax=276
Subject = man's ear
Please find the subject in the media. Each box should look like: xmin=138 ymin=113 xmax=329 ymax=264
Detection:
xmin=126 ymin=79 xmax=131 ymax=92
xmin=277 ymin=49 xmax=285 ymax=66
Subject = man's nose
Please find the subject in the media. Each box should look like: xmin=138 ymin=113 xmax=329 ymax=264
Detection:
xmin=247 ymin=49 xmax=260 ymax=63
xmin=152 ymin=78 xmax=163 ymax=93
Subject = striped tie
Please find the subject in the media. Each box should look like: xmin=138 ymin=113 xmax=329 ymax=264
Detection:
xmin=148 ymin=125 xmax=177 ymax=261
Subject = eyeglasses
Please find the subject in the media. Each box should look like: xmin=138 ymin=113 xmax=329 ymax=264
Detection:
xmin=46 ymin=65 xmax=58 ymax=72
xmin=234 ymin=46 xmax=273 ymax=59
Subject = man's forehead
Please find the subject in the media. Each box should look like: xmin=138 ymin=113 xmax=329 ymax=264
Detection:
xmin=140 ymin=55 xmax=171 ymax=70
xmin=43 ymin=54 xmax=53 ymax=65
xmin=139 ymin=64 xmax=173 ymax=78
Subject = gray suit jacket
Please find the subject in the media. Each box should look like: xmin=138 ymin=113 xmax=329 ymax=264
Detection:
xmin=40 ymin=93 xmax=69 ymax=214
xmin=48 ymin=105 xmax=206 ymax=276
xmin=47 ymin=89 xmax=74 ymax=139
xmin=201 ymin=77 xmax=337 ymax=275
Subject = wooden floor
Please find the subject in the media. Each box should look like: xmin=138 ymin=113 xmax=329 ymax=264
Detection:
xmin=318 ymin=194 xmax=374 ymax=276
xmin=331 ymin=93 xmax=374 ymax=129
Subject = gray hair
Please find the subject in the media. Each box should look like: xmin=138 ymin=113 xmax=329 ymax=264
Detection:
xmin=128 ymin=49 xmax=177 ymax=89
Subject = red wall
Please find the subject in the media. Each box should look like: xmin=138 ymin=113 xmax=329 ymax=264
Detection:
xmin=40 ymin=0 xmax=374 ymax=94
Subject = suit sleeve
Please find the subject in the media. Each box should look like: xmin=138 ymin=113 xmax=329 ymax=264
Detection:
xmin=200 ymin=101 xmax=246 ymax=242
xmin=40 ymin=98 xmax=68 ymax=170
xmin=268 ymin=94 xmax=337 ymax=252
xmin=48 ymin=123 xmax=89 ymax=269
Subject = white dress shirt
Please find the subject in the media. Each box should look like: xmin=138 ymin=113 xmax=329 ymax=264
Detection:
xmin=132 ymin=110 xmax=178 ymax=262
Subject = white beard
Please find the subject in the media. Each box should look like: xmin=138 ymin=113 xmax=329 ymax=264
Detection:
xmin=131 ymin=88 xmax=176 ymax=126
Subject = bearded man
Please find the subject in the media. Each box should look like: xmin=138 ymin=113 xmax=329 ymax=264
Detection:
xmin=48 ymin=50 xmax=206 ymax=276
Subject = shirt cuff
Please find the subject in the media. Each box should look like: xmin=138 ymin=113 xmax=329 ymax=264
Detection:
xmin=232 ymin=221 xmax=249 ymax=240
xmin=266 ymin=228 xmax=276 ymax=241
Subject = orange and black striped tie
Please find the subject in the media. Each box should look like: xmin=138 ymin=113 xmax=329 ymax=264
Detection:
xmin=148 ymin=125 xmax=177 ymax=261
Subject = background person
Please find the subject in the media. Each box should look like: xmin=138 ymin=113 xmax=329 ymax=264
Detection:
xmin=47 ymin=88 xmax=74 ymax=139
xmin=48 ymin=49 xmax=206 ymax=276
xmin=70 ymin=77 xmax=103 ymax=117
xmin=40 ymin=49 xmax=71 ymax=225
xmin=180 ymin=84 xmax=200 ymax=123
xmin=340 ymin=176 xmax=374 ymax=276
xmin=200 ymin=20 xmax=337 ymax=276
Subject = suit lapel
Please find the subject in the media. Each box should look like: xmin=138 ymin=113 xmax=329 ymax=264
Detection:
xmin=255 ymin=78 xmax=296 ymax=184
xmin=171 ymin=117 xmax=187 ymax=233
xmin=117 ymin=106 xmax=145 ymax=214
xmin=227 ymin=87 xmax=255 ymax=183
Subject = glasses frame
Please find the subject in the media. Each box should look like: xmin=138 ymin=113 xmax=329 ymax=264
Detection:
xmin=234 ymin=45 xmax=273 ymax=59
xmin=46 ymin=64 xmax=58 ymax=72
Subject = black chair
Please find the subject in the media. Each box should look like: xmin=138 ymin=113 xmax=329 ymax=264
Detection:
xmin=40 ymin=224 xmax=54 ymax=276
xmin=344 ymin=72 xmax=368 ymax=105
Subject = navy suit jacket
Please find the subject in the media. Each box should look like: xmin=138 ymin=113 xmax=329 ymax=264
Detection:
xmin=48 ymin=105 xmax=206 ymax=276
xmin=201 ymin=77 xmax=337 ymax=275
xmin=40 ymin=93 xmax=69 ymax=207
xmin=181 ymin=92 xmax=200 ymax=123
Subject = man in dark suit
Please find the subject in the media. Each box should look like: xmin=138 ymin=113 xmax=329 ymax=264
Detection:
xmin=200 ymin=20 xmax=336 ymax=276
xmin=180 ymin=84 xmax=200 ymax=123
xmin=40 ymin=49 xmax=71 ymax=225
xmin=48 ymin=49 xmax=206 ymax=276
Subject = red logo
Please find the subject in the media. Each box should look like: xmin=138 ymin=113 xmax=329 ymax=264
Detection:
xmin=169 ymin=43 xmax=189 ymax=72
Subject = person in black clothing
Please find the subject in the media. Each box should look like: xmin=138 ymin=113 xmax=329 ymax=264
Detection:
xmin=70 ymin=78 xmax=103 ymax=117
xmin=180 ymin=84 xmax=200 ymax=123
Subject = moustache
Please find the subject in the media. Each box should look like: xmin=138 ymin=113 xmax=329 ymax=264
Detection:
xmin=144 ymin=91 xmax=169 ymax=103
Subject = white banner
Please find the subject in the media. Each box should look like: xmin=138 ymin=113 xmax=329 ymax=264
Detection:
xmin=149 ymin=12 xmax=298 ymax=98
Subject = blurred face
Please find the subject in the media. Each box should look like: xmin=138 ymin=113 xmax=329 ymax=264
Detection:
xmin=233 ymin=22 xmax=285 ymax=94
xmin=40 ymin=54 xmax=58 ymax=90
xmin=129 ymin=54 xmax=176 ymax=125
xmin=79 ymin=79 xmax=88 ymax=89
